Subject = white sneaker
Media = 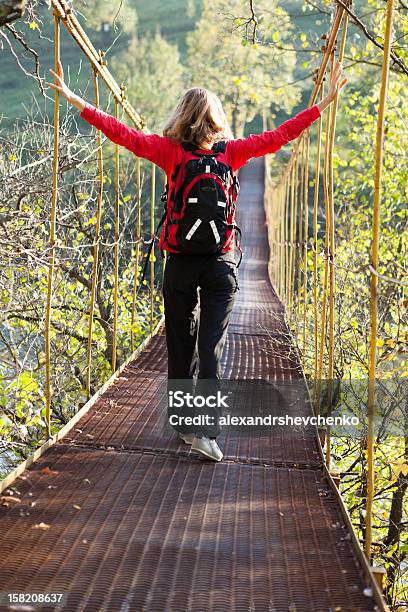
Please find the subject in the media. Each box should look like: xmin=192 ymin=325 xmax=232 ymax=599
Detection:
xmin=191 ymin=436 xmax=223 ymax=462
xmin=178 ymin=433 xmax=195 ymax=445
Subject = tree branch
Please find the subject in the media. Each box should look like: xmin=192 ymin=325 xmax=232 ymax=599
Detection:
xmin=335 ymin=0 xmax=408 ymax=77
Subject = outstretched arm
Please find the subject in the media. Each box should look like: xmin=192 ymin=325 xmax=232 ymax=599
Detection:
xmin=47 ymin=61 xmax=177 ymax=173
xmin=226 ymin=60 xmax=347 ymax=172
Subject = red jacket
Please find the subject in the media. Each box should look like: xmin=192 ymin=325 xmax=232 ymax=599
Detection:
xmin=80 ymin=102 xmax=321 ymax=253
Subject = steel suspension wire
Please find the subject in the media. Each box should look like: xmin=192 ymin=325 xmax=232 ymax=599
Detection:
xmin=325 ymin=50 xmax=336 ymax=467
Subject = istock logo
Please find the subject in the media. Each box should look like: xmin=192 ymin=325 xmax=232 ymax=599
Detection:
xmin=168 ymin=391 xmax=229 ymax=409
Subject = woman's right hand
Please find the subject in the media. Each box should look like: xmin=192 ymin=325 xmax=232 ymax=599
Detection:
xmin=47 ymin=60 xmax=86 ymax=111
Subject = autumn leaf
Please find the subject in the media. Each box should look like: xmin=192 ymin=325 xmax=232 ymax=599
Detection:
xmin=41 ymin=466 xmax=59 ymax=476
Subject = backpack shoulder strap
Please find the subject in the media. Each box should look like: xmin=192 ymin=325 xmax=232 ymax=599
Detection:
xmin=181 ymin=141 xmax=197 ymax=152
xmin=211 ymin=140 xmax=226 ymax=153
xmin=181 ymin=140 xmax=227 ymax=154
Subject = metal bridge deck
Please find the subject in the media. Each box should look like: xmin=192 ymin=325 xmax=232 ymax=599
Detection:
xmin=0 ymin=159 xmax=378 ymax=611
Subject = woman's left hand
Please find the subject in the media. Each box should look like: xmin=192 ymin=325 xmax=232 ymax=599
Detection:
xmin=47 ymin=60 xmax=86 ymax=111
xmin=328 ymin=59 xmax=348 ymax=101
xmin=316 ymin=59 xmax=348 ymax=113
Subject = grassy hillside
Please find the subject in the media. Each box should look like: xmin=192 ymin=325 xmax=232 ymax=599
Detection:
xmin=0 ymin=0 xmax=196 ymax=125
xmin=132 ymin=0 xmax=197 ymax=53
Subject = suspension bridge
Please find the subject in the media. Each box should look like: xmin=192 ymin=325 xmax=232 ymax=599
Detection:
xmin=0 ymin=0 xmax=396 ymax=610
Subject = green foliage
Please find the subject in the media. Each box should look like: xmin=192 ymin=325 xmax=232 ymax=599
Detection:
xmin=76 ymin=0 xmax=138 ymax=33
xmin=112 ymin=31 xmax=185 ymax=133
xmin=186 ymin=0 xmax=300 ymax=137
xmin=0 ymin=113 xmax=163 ymax=472
xmin=284 ymin=6 xmax=408 ymax=605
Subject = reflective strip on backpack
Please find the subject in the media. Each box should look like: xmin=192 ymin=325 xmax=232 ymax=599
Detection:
xmin=217 ymin=200 xmax=226 ymax=208
xmin=205 ymin=165 xmax=210 ymax=173
xmin=209 ymin=220 xmax=220 ymax=243
xmin=188 ymin=197 xmax=198 ymax=203
xmin=185 ymin=218 xmax=202 ymax=240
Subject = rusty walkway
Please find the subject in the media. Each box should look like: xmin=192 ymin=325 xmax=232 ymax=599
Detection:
xmin=0 ymin=160 xmax=381 ymax=611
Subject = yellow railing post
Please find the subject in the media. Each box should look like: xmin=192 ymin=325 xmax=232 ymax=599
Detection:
xmin=111 ymin=99 xmax=120 ymax=372
xmin=297 ymin=136 xmax=306 ymax=311
xmin=278 ymin=178 xmax=285 ymax=296
xmin=162 ymin=173 xmax=167 ymax=307
xmin=282 ymin=173 xmax=290 ymax=302
xmin=44 ymin=12 xmax=60 ymax=437
xmin=275 ymin=182 xmax=281 ymax=286
xmin=325 ymin=8 xmax=350 ymax=465
xmin=150 ymin=162 xmax=156 ymax=332
xmin=278 ymin=177 xmax=285 ymax=299
xmin=130 ymin=157 xmax=142 ymax=352
xmin=287 ymin=163 xmax=294 ymax=310
xmin=313 ymin=84 xmax=324 ymax=402
xmin=325 ymin=50 xmax=336 ymax=468
xmin=302 ymin=128 xmax=310 ymax=362
xmin=316 ymin=70 xmax=332 ymax=420
xmin=366 ymin=0 xmax=395 ymax=562
xmin=86 ymin=68 xmax=104 ymax=398
xmin=290 ymin=152 xmax=300 ymax=316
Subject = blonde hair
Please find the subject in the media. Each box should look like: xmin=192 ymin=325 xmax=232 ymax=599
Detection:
xmin=163 ymin=87 xmax=233 ymax=147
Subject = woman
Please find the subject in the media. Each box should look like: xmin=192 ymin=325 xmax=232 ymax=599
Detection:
xmin=49 ymin=59 xmax=346 ymax=461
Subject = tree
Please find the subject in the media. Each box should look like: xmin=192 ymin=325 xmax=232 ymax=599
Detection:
xmin=76 ymin=0 xmax=138 ymax=35
xmin=112 ymin=30 xmax=185 ymax=133
xmin=186 ymin=0 xmax=299 ymax=137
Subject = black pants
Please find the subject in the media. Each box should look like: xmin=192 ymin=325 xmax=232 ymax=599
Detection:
xmin=163 ymin=250 xmax=239 ymax=438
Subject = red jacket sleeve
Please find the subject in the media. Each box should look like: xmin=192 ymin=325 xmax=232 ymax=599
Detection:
xmin=226 ymin=104 xmax=321 ymax=172
xmin=79 ymin=103 xmax=178 ymax=174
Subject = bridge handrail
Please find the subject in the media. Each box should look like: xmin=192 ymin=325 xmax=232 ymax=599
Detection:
xmin=42 ymin=1 xmax=166 ymax=440
xmin=264 ymin=0 xmax=396 ymax=592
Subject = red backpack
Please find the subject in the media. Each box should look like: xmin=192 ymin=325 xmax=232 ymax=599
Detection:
xmin=162 ymin=140 xmax=242 ymax=257
xmin=143 ymin=141 xmax=243 ymax=282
